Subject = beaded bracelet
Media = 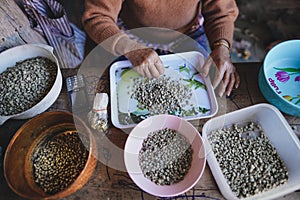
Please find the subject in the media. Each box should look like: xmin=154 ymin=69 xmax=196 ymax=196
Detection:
xmin=213 ymin=39 xmax=230 ymax=52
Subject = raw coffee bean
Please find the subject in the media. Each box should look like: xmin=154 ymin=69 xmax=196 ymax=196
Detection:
xmin=0 ymin=56 xmax=56 ymax=116
xmin=139 ymin=128 xmax=193 ymax=185
xmin=131 ymin=76 xmax=192 ymax=116
xmin=32 ymin=131 xmax=89 ymax=195
xmin=208 ymin=122 xmax=288 ymax=198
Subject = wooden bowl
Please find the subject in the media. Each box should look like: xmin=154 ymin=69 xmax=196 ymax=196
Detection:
xmin=4 ymin=111 xmax=97 ymax=199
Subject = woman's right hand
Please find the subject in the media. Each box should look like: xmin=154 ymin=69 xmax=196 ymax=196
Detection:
xmin=125 ymin=48 xmax=165 ymax=78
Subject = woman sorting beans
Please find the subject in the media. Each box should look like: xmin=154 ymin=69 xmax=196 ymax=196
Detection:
xmin=82 ymin=0 xmax=240 ymax=97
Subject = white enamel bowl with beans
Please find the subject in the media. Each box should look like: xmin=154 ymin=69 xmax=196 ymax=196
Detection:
xmin=202 ymin=103 xmax=300 ymax=200
xmin=124 ymin=114 xmax=206 ymax=197
xmin=0 ymin=44 xmax=62 ymax=125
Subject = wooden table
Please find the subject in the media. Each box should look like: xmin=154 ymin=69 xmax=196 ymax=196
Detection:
xmin=1 ymin=62 xmax=300 ymax=200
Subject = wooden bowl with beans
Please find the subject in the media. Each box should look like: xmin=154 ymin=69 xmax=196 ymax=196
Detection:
xmin=4 ymin=111 xmax=97 ymax=199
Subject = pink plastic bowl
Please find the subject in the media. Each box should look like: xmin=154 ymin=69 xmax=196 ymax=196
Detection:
xmin=124 ymin=114 xmax=206 ymax=197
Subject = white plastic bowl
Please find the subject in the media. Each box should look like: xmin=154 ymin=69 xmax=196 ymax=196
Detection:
xmin=0 ymin=44 xmax=62 ymax=125
xmin=124 ymin=114 xmax=206 ymax=197
xmin=202 ymin=103 xmax=300 ymax=200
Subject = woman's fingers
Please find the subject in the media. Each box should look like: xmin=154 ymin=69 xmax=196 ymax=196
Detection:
xmin=218 ymin=68 xmax=240 ymax=97
xmin=127 ymin=48 xmax=164 ymax=78
xmin=201 ymin=56 xmax=213 ymax=78
xmin=217 ymin=70 xmax=230 ymax=97
xmin=213 ymin=65 xmax=226 ymax=90
xmin=202 ymin=57 xmax=228 ymax=91
xmin=205 ymin=45 xmax=240 ymax=97
xmin=148 ymin=54 xmax=164 ymax=78
xmin=133 ymin=64 xmax=145 ymax=77
xmin=234 ymin=71 xmax=240 ymax=89
xmin=143 ymin=64 xmax=152 ymax=78
xmin=154 ymin=58 xmax=165 ymax=75
xmin=224 ymin=73 xmax=235 ymax=96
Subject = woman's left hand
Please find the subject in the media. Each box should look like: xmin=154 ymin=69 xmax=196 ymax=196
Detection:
xmin=201 ymin=45 xmax=240 ymax=97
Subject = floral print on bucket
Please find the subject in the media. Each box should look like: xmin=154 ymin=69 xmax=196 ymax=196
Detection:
xmin=273 ymin=67 xmax=300 ymax=106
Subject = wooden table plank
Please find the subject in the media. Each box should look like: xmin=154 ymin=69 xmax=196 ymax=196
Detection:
xmin=0 ymin=0 xmax=46 ymax=53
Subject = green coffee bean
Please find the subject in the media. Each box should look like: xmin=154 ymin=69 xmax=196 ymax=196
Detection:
xmin=139 ymin=128 xmax=193 ymax=185
xmin=32 ymin=131 xmax=89 ymax=195
xmin=131 ymin=76 xmax=192 ymax=116
xmin=0 ymin=57 xmax=56 ymax=116
xmin=208 ymin=122 xmax=288 ymax=198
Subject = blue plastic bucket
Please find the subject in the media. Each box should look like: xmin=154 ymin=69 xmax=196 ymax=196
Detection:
xmin=258 ymin=40 xmax=300 ymax=116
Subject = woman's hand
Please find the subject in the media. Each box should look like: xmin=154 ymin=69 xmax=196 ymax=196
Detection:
xmin=125 ymin=48 xmax=165 ymax=78
xmin=202 ymin=45 xmax=240 ymax=97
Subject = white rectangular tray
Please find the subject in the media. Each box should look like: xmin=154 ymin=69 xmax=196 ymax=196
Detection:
xmin=109 ymin=51 xmax=218 ymax=129
xmin=202 ymin=103 xmax=300 ymax=200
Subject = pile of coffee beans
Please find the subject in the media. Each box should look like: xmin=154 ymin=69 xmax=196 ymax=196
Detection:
xmin=0 ymin=56 xmax=56 ymax=116
xmin=32 ymin=131 xmax=89 ymax=194
xmin=139 ymin=128 xmax=193 ymax=185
